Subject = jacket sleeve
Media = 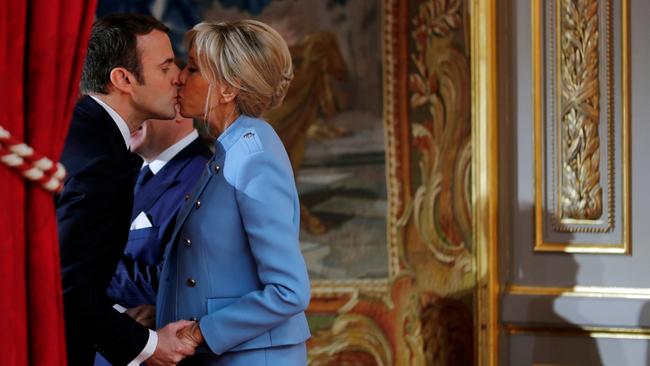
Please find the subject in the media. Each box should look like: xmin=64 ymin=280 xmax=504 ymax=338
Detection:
xmin=199 ymin=148 xmax=311 ymax=355
xmin=57 ymin=159 xmax=150 ymax=365
xmin=107 ymin=253 xmax=162 ymax=307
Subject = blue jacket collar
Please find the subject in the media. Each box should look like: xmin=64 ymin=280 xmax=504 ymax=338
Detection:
xmin=213 ymin=115 xmax=254 ymax=159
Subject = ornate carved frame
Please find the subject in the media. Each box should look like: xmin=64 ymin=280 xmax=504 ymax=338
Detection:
xmin=532 ymin=0 xmax=631 ymax=253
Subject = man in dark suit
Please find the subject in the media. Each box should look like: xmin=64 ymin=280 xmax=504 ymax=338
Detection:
xmin=56 ymin=14 xmax=198 ymax=366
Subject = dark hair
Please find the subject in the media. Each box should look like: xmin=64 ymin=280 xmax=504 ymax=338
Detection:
xmin=79 ymin=13 xmax=169 ymax=94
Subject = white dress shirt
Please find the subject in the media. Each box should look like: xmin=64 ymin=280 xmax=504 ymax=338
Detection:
xmin=130 ymin=129 xmax=199 ymax=231
xmin=90 ymin=95 xmax=158 ymax=365
xmin=143 ymin=129 xmax=199 ymax=174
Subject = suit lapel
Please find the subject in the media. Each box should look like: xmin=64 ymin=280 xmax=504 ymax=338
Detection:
xmin=131 ymin=138 xmax=210 ymax=221
xmin=131 ymin=169 xmax=179 ymax=221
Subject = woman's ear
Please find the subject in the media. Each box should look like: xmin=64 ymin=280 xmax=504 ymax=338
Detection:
xmin=219 ymin=83 xmax=239 ymax=104
xmin=109 ymin=67 xmax=135 ymax=93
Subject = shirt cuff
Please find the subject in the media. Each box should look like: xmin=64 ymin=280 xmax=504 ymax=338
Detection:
xmin=128 ymin=329 xmax=158 ymax=366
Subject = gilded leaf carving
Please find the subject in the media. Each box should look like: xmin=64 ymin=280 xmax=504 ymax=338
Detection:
xmin=559 ymin=0 xmax=603 ymax=220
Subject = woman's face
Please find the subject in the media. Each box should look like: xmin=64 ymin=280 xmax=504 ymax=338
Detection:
xmin=177 ymin=47 xmax=211 ymax=119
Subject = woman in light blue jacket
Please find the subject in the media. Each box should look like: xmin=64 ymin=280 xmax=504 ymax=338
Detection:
xmin=156 ymin=20 xmax=311 ymax=366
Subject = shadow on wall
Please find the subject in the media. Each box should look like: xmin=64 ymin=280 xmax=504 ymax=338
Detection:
xmin=513 ymin=205 xmax=605 ymax=366
xmin=640 ymin=302 xmax=650 ymax=365
xmin=527 ymin=243 xmax=603 ymax=365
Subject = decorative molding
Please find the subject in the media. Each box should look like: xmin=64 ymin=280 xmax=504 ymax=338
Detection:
xmin=533 ymin=0 xmax=630 ymax=252
xmin=506 ymin=284 xmax=650 ymax=299
xmin=554 ymin=0 xmax=614 ymax=231
xmin=558 ymin=0 xmax=604 ymax=222
xmin=471 ymin=0 xmax=500 ymax=364
xmin=505 ymin=325 xmax=650 ymax=340
xmin=503 ymin=285 xmax=650 ymax=333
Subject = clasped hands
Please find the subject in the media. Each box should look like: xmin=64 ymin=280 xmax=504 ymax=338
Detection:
xmin=125 ymin=304 xmax=204 ymax=366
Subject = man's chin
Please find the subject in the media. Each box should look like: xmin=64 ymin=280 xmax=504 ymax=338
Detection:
xmin=159 ymin=107 xmax=177 ymax=120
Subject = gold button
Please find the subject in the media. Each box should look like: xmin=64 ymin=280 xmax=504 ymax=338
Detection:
xmin=195 ymin=201 xmax=201 ymax=209
xmin=187 ymin=278 xmax=197 ymax=287
xmin=214 ymin=165 xmax=221 ymax=173
xmin=184 ymin=238 xmax=191 ymax=247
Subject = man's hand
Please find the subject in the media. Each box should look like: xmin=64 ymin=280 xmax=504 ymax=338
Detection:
xmin=146 ymin=320 xmax=197 ymax=366
xmin=176 ymin=321 xmax=204 ymax=347
xmin=126 ymin=304 xmax=156 ymax=328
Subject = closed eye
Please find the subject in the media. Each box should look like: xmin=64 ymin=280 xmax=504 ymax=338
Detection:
xmin=159 ymin=58 xmax=174 ymax=73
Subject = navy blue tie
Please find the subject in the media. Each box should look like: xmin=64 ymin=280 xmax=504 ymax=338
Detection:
xmin=133 ymin=165 xmax=153 ymax=196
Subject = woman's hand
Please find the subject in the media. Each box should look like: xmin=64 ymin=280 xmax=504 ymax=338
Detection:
xmin=176 ymin=321 xmax=204 ymax=347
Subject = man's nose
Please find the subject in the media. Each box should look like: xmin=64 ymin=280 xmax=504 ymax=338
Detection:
xmin=172 ymin=64 xmax=181 ymax=86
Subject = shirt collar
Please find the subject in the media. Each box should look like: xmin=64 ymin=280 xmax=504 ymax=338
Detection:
xmin=90 ymin=95 xmax=131 ymax=149
xmin=143 ymin=129 xmax=199 ymax=175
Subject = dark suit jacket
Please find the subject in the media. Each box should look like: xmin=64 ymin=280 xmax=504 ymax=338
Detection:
xmin=106 ymin=137 xmax=211 ymax=307
xmin=56 ymin=96 xmax=149 ymax=366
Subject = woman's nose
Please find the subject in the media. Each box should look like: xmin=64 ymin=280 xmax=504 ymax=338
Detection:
xmin=178 ymin=67 xmax=188 ymax=85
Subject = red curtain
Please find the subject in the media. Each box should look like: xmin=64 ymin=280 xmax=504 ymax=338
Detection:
xmin=0 ymin=0 xmax=96 ymax=364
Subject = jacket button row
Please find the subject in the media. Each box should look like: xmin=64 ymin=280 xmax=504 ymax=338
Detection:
xmin=187 ymin=278 xmax=197 ymax=287
xmin=184 ymin=238 xmax=191 ymax=247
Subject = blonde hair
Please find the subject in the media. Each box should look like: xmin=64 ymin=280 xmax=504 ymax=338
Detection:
xmin=187 ymin=20 xmax=293 ymax=119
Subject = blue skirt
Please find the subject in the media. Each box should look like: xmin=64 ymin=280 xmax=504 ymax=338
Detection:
xmin=179 ymin=342 xmax=307 ymax=366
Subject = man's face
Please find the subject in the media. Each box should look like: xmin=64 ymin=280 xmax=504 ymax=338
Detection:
xmin=130 ymin=30 xmax=179 ymax=120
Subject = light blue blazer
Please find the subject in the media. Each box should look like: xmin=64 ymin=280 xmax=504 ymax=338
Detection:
xmin=156 ymin=115 xmax=311 ymax=365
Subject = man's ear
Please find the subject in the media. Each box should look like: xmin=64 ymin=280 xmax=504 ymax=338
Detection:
xmin=219 ymin=83 xmax=239 ymax=104
xmin=109 ymin=67 xmax=136 ymax=93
